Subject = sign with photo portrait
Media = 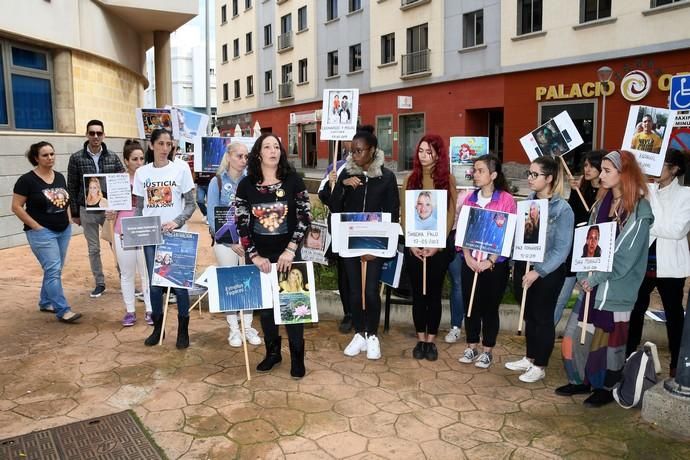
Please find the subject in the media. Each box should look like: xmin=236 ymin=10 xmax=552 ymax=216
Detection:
xmin=320 ymin=89 xmax=359 ymax=141
xmin=621 ymin=105 xmax=677 ymax=176
xmin=570 ymin=222 xmax=616 ymax=273
xmin=513 ymin=199 xmax=548 ymax=263
xmin=404 ymin=190 xmax=447 ymax=248
xmin=273 ymin=262 xmax=319 ymax=325
xmin=520 ymin=111 xmax=584 ymax=161
xmin=449 ymin=136 xmax=489 ymax=188
xmin=83 ymin=173 xmax=132 ymax=212
xmin=299 ymin=222 xmax=331 ymax=265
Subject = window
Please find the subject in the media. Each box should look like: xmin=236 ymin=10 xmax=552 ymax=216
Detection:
xmin=222 ymin=82 xmax=229 ymax=101
xmin=580 ymin=0 xmax=611 ymax=22
xmin=403 ymin=23 xmax=429 ymax=76
xmin=265 ymin=70 xmax=273 ymax=92
xmin=246 ymin=32 xmax=253 ymax=53
xmin=327 ymin=0 xmax=338 ymax=20
xmin=281 ymin=63 xmax=293 ymax=83
xmin=349 ymin=44 xmax=362 ymax=72
xmin=246 ymin=75 xmax=254 ymax=96
xmin=1 ymin=41 xmax=54 ymax=129
xmin=222 ymin=44 xmax=228 ymax=62
xmin=652 ymin=0 xmax=684 ymax=6
xmin=245 ymin=0 xmax=252 ymax=9
xmin=233 ymin=38 xmax=240 ymax=58
xmin=407 ymin=23 xmax=428 ymax=53
xmin=327 ymin=50 xmax=338 ymax=77
xmin=264 ymin=24 xmax=273 ymax=46
xmin=349 ymin=0 xmax=362 ymax=12
xmin=298 ymin=6 xmax=307 ymax=31
xmin=517 ymin=0 xmax=542 ymax=35
xmin=281 ymin=13 xmax=292 ymax=33
xmin=234 ymin=79 xmax=240 ymax=99
xmin=232 ymin=0 xmax=238 ymax=17
xmin=279 ymin=14 xmax=293 ymax=50
xmin=381 ymin=33 xmax=395 ymax=64
xmin=298 ymin=58 xmax=308 ymax=83
xmin=463 ymin=10 xmax=484 ymax=48
xmin=221 ymin=4 xmax=227 ymax=23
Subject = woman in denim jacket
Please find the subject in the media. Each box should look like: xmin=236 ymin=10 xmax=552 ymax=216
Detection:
xmin=506 ymin=156 xmax=574 ymax=383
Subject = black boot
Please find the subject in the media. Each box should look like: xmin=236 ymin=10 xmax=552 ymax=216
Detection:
xmin=257 ymin=336 xmax=282 ymax=372
xmin=176 ymin=315 xmax=190 ymax=349
xmin=289 ymin=339 xmax=305 ymax=379
xmin=144 ymin=314 xmax=164 ymax=346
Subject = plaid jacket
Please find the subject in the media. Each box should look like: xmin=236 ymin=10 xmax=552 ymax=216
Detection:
xmin=67 ymin=142 xmax=125 ymax=217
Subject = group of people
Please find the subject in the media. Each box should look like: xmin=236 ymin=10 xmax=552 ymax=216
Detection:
xmin=13 ymin=120 xmax=690 ymax=397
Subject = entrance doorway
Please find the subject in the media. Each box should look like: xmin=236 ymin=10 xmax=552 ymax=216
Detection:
xmin=488 ymin=110 xmax=504 ymax=160
xmin=398 ymin=113 xmax=425 ymax=170
xmin=301 ymin=124 xmax=317 ymax=168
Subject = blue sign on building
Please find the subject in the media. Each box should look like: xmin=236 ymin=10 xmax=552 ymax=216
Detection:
xmin=670 ymin=75 xmax=690 ymax=111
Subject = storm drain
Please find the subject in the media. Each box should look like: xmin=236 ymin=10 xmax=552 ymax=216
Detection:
xmin=0 ymin=411 xmax=163 ymax=460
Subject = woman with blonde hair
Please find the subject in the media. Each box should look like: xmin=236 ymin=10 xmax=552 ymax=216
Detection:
xmin=85 ymin=177 xmax=108 ymax=208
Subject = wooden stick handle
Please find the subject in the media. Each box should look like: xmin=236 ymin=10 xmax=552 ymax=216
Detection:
xmin=330 ymin=140 xmax=340 ymax=192
xmin=466 ymin=252 xmax=482 ymax=318
xmin=239 ymin=312 xmax=252 ymax=381
xmin=159 ymin=287 xmax=170 ymax=346
xmin=517 ymin=262 xmax=530 ymax=335
xmin=188 ymin=291 xmax=208 ymax=314
xmin=361 ymin=259 xmax=367 ymax=311
xmin=580 ymin=271 xmax=592 ymax=345
xmin=422 ymin=256 xmax=427 ymax=296
xmin=559 ymin=155 xmax=589 ymax=212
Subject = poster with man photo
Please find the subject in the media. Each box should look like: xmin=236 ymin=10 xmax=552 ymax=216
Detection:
xmin=299 ymin=222 xmax=331 ymax=265
xmin=450 ymin=136 xmax=489 ymax=188
xmin=135 ymin=108 xmax=179 ymax=140
xmin=513 ymin=199 xmax=548 ymax=262
xmin=405 ymin=190 xmax=447 ymax=248
xmin=152 ymin=231 xmax=199 ymax=289
xmin=207 ymin=265 xmax=276 ymax=313
xmin=622 ymin=105 xmax=677 ymax=176
xmin=273 ymin=262 xmax=319 ymax=325
xmin=196 ymin=136 xmax=255 ymax=172
xmin=320 ymin=89 xmax=359 ymax=140
xmin=83 ymin=173 xmax=132 ymax=211
xmin=455 ymin=206 xmax=517 ymax=257
xmin=570 ymin=222 xmax=616 ymax=273
xmin=520 ymin=111 xmax=584 ymax=161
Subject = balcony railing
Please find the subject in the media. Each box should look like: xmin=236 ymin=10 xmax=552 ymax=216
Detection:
xmin=401 ymin=49 xmax=430 ymax=77
xmin=278 ymin=81 xmax=294 ymax=100
xmin=278 ymin=31 xmax=293 ymax=52
xmin=401 ymin=0 xmax=426 ymax=6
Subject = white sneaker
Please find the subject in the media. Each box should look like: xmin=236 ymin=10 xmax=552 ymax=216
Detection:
xmin=244 ymin=327 xmax=262 ymax=346
xmin=505 ymin=356 xmax=532 ymax=372
xmin=475 ymin=351 xmax=493 ymax=369
xmin=519 ymin=365 xmax=545 ymax=383
xmin=344 ymin=333 xmax=368 ymax=356
xmin=366 ymin=335 xmax=381 ymax=360
xmin=458 ymin=347 xmax=479 ymax=364
xmin=445 ymin=326 xmax=461 ymax=343
xmin=228 ymin=330 xmax=242 ymax=347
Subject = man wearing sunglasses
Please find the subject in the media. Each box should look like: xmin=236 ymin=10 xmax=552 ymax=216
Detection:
xmin=67 ymin=120 xmax=125 ymax=297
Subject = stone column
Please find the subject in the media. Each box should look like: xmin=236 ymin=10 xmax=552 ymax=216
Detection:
xmin=52 ymin=50 xmax=76 ymax=134
xmin=153 ymin=31 xmax=172 ymax=107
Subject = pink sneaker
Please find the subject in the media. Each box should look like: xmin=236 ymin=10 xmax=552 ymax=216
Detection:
xmin=144 ymin=312 xmax=154 ymax=326
xmin=122 ymin=312 xmax=136 ymax=327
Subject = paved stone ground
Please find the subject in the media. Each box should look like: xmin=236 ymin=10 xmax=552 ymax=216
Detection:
xmin=1 ymin=215 xmax=689 ymax=459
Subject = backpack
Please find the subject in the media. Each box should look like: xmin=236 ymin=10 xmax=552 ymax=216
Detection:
xmin=612 ymin=342 xmax=660 ymax=409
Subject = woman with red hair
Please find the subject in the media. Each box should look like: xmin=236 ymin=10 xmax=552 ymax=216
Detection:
xmin=557 ymin=150 xmax=653 ymax=407
xmin=401 ymin=134 xmax=458 ymax=361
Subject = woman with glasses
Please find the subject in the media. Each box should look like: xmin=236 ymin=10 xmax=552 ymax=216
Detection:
xmin=557 ymin=150 xmax=652 ymax=407
xmin=328 ymin=125 xmax=400 ymax=360
xmin=401 ymin=134 xmax=457 ymax=361
xmin=457 ymin=155 xmax=516 ymax=369
xmin=207 ymin=142 xmax=262 ymax=348
xmin=505 ymin=156 xmax=573 ymax=383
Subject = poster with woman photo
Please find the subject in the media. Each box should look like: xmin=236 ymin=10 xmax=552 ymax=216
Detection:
xmin=320 ymin=89 xmax=359 ymax=140
xmin=404 ymin=190 xmax=447 ymax=248
xmin=519 ymin=111 xmax=584 ymax=161
xmin=299 ymin=222 xmax=331 ymax=265
xmin=622 ymin=105 xmax=677 ymax=176
xmin=513 ymin=199 xmax=548 ymax=262
xmin=83 ymin=173 xmax=132 ymax=211
xmin=570 ymin=222 xmax=616 ymax=273
xmin=450 ymin=136 xmax=489 ymax=188
xmin=455 ymin=206 xmax=517 ymax=257
xmin=273 ymin=262 xmax=319 ymax=325
xmin=207 ymin=265 xmax=276 ymax=313
xmin=135 ymin=108 xmax=179 ymax=140
xmin=152 ymin=231 xmax=199 ymax=289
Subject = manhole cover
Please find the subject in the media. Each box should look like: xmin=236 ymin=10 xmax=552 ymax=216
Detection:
xmin=0 ymin=411 xmax=163 ymax=459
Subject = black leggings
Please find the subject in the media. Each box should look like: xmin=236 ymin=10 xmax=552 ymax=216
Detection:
xmin=513 ymin=261 xmax=566 ymax=367
xmin=336 ymin=256 xmax=351 ymax=316
xmin=343 ymin=256 xmax=384 ymax=336
xmin=405 ymin=249 xmax=449 ymax=336
xmin=462 ymin=258 xmax=509 ymax=348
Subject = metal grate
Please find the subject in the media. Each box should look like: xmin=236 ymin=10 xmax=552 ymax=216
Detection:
xmin=0 ymin=411 xmax=162 ymax=460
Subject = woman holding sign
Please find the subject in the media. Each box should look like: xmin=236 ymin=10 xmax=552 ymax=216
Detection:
xmin=207 ymin=142 xmax=263 ymax=349
xmin=401 ymin=134 xmax=457 ymax=361
xmin=235 ymin=133 xmax=311 ymax=379
xmin=506 ymin=157 xmax=573 ymax=382
xmin=457 ymin=155 xmax=516 ymax=369
xmin=557 ymin=150 xmax=652 ymax=407
xmin=328 ymin=126 xmax=400 ymax=360
xmin=134 ymin=128 xmax=196 ymax=349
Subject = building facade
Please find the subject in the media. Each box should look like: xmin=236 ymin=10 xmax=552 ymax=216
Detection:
xmin=215 ymin=0 xmax=690 ymax=171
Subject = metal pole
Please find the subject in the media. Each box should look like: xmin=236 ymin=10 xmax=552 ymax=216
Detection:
xmin=205 ymin=0 xmax=212 ymax=134
xmin=600 ymin=82 xmax=607 ymax=149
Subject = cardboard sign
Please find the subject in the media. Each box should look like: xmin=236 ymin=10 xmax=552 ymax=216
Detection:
xmin=570 ymin=222 xmax=616 ymax=273
xmin=379 ymin=249 xmax=404 ymax=288
xmin=152 ymin=231 xmax=199 ymax=289
xmin=449 ymin=137 xmax=489 ymax=188
xmin=136 ymin=108 xmax=178 ymax=140
xmin=621 ymin=105 xmax=677 ymax=176
xmin=455 ymin=206 xmax=517 ymax=257
xmin=520 ymin=111 xmax=584 ymax=161
xmin=121 ymin=216 xmax=162 ymax=248
xmin=207 ymin=265 xmax=275 ymax=313
xmin=300 ymin=222 xmax=331 ymax=265
xmin=83 ymin=174 xmax=132 ymax=212
xmin=330 ymin=212 xmax=391 ymax=253
xmin=320 ymin=89 xmax=359 ymax=141
xmin=338 ymin=221 xmax=400 ymax=259
xmin=404 ymin=190 xmax=447 ymax=248
xmin=273 ymin=262 xmax=319 ymax=325
xmin=513 ymin=199 xmax=548 ymax=263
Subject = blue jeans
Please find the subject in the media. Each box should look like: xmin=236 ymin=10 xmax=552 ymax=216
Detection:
xmin=143 ymin=245 xmax=190 ymax=317
xmin=196 ymin=185 xmax=208 ymax=216
xmin=554 ymin=276 xmax=578 ymax=325
xmin=26 ymin=226 xmax=72 ymax=317
xmin=447 ymin=251 xmax=464 ymax=328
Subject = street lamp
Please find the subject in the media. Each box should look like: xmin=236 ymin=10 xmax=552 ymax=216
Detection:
xmin=597 ymin=66 xmax=613 ymax=150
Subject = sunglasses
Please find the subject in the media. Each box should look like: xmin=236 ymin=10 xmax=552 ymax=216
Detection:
xmin=88 ymin=131 xmax=104 ymax=137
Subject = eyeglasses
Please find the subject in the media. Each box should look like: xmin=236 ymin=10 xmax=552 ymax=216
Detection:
xmin=525 ymin=171 xmax=546 ymax=179
xmin=88 ymin=131 xmax=104 ymax=137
